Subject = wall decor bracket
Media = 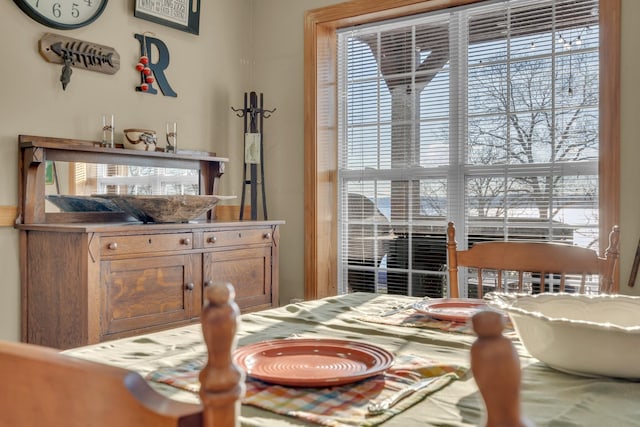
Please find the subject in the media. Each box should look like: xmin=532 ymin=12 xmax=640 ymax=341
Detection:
xmin=38 ymin=33 xmax=120 ymax=90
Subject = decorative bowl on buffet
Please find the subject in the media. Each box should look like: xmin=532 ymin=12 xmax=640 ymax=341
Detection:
xmin=486 ymin=293 xmax=640 ymax=379
xmin=123 ymin=128 xmax=157 ymax=151
xmin=100 ymin=194 xmax=236 ymax=223
xmin=46 ymin=195 xmax=122 ymax=212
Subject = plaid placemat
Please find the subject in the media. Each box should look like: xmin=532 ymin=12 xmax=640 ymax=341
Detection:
xmin=146 ymin=354 xmax=468 ymax=426
xmin=356 ymin=309 xmax=475 ymax=333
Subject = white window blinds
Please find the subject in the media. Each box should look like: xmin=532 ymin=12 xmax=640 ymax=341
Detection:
xmin=337 ymin=0 xmax=600 ymax=297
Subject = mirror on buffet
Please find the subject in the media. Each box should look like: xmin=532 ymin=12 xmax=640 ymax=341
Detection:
xmin=44 ymin=160 xmax=199 ymax=214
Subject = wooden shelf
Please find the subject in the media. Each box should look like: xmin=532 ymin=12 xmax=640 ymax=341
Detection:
xmin=18 ymin=135 xmax=228 ymax=225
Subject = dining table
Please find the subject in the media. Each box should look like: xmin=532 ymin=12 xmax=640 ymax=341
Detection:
xmin=63 ymin=292 xmax=640 ymax=427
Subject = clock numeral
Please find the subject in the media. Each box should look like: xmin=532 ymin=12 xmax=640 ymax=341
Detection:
xmin=52 ymin=3 xmax=61 ymax=18
xmin=47 ymin=2 xmax=92 ymax=21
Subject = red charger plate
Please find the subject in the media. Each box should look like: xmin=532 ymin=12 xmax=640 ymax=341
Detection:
xmin=413 ymin=298 xmax=488 ymax=323
xmin=233 ymin=338 xmax=394 ymax=387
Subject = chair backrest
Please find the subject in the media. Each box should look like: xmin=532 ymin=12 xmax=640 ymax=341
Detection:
xmin=0 ymin=340 xmax=203 ymax=427
xmin=446 ymin=222 xmax=620 ymax=298
xmin=0 ymin=283 xmax=242 ymax=427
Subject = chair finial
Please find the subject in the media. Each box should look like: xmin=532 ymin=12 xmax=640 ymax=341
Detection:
xmin=199 ymin=283 xmax=245 ymax=427
xmin=471 ymin=311 xmax=533 ymax=427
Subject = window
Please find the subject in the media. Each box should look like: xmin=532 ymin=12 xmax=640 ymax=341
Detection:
xmin=304 ymin=0 xmax=621 ymax=299
xmin=337 ymin=0 xmax=602 ymax=297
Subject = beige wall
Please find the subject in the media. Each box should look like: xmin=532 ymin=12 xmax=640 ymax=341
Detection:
xmin=1 ymin=0 xmax=639 ymax=341
xmin=0 ymin=0 xmax=255 ymax=340
xmin=250 ymin=0 xmax=341 ymax=306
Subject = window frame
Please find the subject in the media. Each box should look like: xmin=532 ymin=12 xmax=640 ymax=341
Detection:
xmin=304 ymin=0 xmax=620 ymax=300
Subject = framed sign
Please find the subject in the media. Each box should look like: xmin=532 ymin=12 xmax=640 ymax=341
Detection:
xmin=134 ymin=0 xmax=200 ymax=35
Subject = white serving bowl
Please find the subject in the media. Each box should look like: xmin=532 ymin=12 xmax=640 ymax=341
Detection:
xmin=487 ymin=293 xmax=640 ymax=379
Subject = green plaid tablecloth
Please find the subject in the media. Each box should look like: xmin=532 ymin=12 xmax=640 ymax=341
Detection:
xmin=64 ymin=292 xmax=640 ymax=427
xmin=146 ymin=353 xmax=467 ymax=427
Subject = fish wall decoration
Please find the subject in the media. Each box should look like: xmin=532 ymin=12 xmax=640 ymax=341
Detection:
xmin=38 ymin=33 xmax=120 ymax=90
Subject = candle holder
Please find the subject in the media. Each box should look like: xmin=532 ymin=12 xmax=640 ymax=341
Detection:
xmin=101 ymin=114 xmax=115 ymax=148
xmin=165 ymin=121 xmax=178 ymax=153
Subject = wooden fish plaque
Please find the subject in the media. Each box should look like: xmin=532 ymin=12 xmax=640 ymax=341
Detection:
xmin=38 ymin=33 xmax=120 ymax=75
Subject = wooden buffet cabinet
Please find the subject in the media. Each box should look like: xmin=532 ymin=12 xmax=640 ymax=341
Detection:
xmin=16 ymin=135 xmax=282 ymax=349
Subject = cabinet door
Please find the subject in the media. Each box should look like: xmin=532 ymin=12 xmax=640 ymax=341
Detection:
xmin=101 ymin=254 xmax=202 ymax=337
xmin=203 ymin=246 xmax=272 ymax=312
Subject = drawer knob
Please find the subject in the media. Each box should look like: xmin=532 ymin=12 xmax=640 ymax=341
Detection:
xmin=107 ymin=242 xmax=118 ymax=250
xmin=182 ymin=238 xmax=191 ymax=246
xmin=207 ymin=236 xmax=217 ymax=244
xmin=204 ymin=280 xmax=213 ymax=288
xmin=263 ymin=232 xmax=272 ymax=240
xmin=185 ymin=282 xmax=195 ymax=291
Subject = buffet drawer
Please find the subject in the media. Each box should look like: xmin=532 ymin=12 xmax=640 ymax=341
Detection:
xmin=203 ymin=228 xmax=273 ymax=248
xmin=101 ymin=232 xmax=194 ymax=256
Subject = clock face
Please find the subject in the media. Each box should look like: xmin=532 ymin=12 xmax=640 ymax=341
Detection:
xmin=14 ymin=0 xmax=108 ymax=30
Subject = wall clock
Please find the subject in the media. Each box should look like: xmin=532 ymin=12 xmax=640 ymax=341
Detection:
xmin=14 ymin=0 xmax=108 ymax=30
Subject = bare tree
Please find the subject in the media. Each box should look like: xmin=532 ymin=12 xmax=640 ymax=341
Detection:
xmin=466 ymin=48 xmax=598 ymax=220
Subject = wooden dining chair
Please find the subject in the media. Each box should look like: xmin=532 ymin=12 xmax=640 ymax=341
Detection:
xmin=446 ymin=222 xmax=620 ymax=298
xmin=0 ymin=283 xmax=243 ymax=427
